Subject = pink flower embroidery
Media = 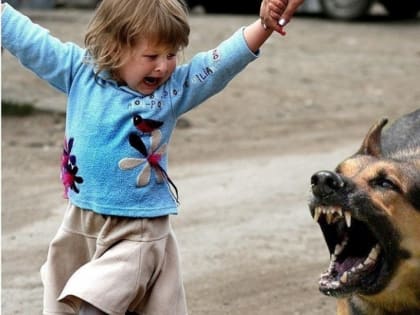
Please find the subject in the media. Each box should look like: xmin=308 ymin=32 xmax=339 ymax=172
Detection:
xmin=61 ymin=137 xmax=83 ymax=198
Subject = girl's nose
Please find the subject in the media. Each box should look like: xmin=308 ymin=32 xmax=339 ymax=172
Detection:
xmin=155 ymin=58 xmax=168 ymax=73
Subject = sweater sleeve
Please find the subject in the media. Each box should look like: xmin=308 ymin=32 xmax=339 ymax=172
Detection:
xmin=170 ymin=27 xmax=259 ymax=117
xmin=1 ymin=4 xmax=85 ymax=94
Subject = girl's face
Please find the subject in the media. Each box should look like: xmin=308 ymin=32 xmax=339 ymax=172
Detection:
xmin=116 ymin=39 xmax=178 ymax=95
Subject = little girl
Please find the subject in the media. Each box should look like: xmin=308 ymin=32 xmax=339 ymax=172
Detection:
xmin=2 ymin=0 xmax=296 ymax=314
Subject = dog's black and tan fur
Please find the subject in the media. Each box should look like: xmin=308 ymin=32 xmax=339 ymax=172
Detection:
xmin=309 ymin=109 xmax=420 ymax=315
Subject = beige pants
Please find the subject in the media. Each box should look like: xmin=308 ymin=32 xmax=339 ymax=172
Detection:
xmin=41 ymin=204 xmax=187 ymax=315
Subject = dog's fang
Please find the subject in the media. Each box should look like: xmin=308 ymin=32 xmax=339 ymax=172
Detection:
xmin=344 ymin=211 xmax=352 ymax=228
xmin=363 ymin=244 xmax=381 ymax=268
xmin=340 ymin=271 xmax=348 ymax=284
xmin=368 ymin=244 xmax=381 ymax=261
xmin=334 ymin=243 xmax=344 ymax=255
xmin=333 ymin=236 xmax=348 ymax=255
xmin=314 ymin=207 xmax=322 ymax=222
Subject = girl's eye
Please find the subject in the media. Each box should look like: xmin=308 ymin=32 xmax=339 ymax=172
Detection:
xmin=143 ymin=54 xmax=176 ymax=60
xmin=145 ymin=55 xmax=158 ymax=60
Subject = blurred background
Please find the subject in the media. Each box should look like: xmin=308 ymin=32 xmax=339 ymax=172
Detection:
xmin=2 ymin=1 xmax=419 ymax=315
xmin=6 ymin=0 xmax=420 ymax=20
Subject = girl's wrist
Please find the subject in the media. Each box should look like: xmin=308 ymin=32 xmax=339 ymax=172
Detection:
xmin=243 ymin=19 xmax=273 ymax=53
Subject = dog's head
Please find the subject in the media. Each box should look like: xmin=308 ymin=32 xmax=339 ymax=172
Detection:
xmin=309 ymin=113 xmax=420 ymax=312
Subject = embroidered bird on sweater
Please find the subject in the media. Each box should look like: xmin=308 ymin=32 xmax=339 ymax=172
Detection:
xmin=133 ymin=114 xmax=163 ymax=134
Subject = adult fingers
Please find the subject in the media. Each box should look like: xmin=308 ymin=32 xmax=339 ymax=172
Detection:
xmin=279 ymin=0 xmax=304 ymax=25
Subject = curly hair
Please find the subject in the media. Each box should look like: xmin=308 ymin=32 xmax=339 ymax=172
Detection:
xmin=84 ymin=0 xmax=190 ymax=80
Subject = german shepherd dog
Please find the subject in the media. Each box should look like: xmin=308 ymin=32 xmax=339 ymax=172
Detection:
xmin=309 ymin=109 xmax=420 ymax=315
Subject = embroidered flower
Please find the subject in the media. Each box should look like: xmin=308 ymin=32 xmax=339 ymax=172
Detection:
xmin=61 ymin=137 xmax=83 ymax=198
xmin=119 ymin=130 xmax=179 ymax=203
xmin=119 ymin=130 xmax=167 ymax=186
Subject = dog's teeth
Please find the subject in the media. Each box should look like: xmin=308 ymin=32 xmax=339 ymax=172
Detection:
xmin=368 ymin=244 xmax=380 ymax=261
xmin=364 ymin=256 xmax=374 ymax=266
xmin=326 ymin=211 xmax=334 ymax=224
xmin=334 ymin=244 xmax=344 ymax=255
xmin=333 ymin=237 xmax=348 ymax=256
xmin=340 ymin=271 xmax=348 ymax=284
xmin=313 ymin=206 xmax=347 ymax=225
xmin=314 ymin=207 xmax=322 ymax=222
xmin=344 ymin=211 xmax=352 ymax=228
xmin=331 ymin=281 xmax=340 ymax=289
xmin=321 ymin=271 xmax=330 ymax=278
xmin=356 ymin=263 xmax=364 ymax=270
xmin=327 ymin=258 xmax=336 ymax=273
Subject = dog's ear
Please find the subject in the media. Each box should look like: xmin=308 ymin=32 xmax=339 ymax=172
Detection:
xmin=356 ymin=118 xmax=388 ymax=157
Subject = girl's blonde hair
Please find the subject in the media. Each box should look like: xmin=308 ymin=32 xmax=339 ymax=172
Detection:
xmin=84 ymin=0 xmax=190 ymax=79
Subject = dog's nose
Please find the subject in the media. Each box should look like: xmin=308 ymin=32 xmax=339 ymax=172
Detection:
xmin=311 ymin=171 xmax=345 ymax=197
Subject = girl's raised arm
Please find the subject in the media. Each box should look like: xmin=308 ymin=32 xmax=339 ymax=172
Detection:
xmin=1 ymin=4 xmax=85 ymax=94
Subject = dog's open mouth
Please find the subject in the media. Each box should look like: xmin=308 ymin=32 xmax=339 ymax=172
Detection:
xmin=312 ymin=205 xmax=385 ymax=297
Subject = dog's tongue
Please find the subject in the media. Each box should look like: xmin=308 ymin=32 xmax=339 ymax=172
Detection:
xmin=336 ymin=256 xmax=364 ymax=275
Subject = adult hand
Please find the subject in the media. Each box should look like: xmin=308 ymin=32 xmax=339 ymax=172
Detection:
xmin=260 ymin=0 xmax=304 ymax=34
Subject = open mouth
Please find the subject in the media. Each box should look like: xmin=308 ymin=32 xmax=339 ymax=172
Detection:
xmin=143 ymin=76 xmax=160 ymax=87
xmin=311 ymin=205 xmax=387 ymax=297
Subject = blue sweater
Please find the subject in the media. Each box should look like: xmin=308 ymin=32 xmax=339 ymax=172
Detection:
xmin=2 ymin=4 xmax=259 ymax=217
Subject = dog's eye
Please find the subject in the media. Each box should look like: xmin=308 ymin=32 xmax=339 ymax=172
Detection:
xmin=370 ymin=177 xmax=401 ymax=192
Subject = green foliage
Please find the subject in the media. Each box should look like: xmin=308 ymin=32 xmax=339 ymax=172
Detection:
xmin=2 ymin=100 xmax=37 ymax=116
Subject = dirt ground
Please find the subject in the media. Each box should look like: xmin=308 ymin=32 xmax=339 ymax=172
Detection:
xmin=2 ymin=5 xmax=420 ymax=315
